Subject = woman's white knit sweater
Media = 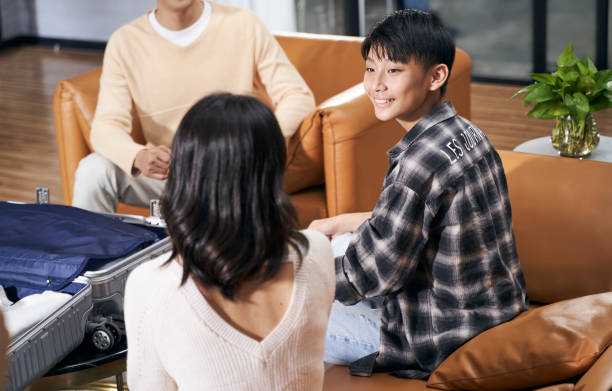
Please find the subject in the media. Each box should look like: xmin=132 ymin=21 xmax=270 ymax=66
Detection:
xmin=124 ymin=230 xmax=334 ymax=390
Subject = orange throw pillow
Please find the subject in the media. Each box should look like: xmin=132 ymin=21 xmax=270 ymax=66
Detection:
xmin=427 ymin=292 xmax=612 ymax=391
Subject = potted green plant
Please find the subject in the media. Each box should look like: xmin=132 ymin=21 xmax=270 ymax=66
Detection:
xmin=513 ymin=42 xmax=612 ymax=157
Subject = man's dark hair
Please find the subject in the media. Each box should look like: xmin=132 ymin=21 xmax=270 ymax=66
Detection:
xmin=161 ymin=93 xmax=308 ymax=300
xmin=361 ymin=9 xmax=455 ymax=95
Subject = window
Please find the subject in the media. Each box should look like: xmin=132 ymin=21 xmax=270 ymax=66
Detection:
xmin=430 ymin=0 xmax=532 ymax=81
xmin=295 ymin=0 xmax=610 ymax=83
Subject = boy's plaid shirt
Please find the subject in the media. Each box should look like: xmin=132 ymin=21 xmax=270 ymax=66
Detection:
xmin=335 ymin=101 xmax=529 ymax=378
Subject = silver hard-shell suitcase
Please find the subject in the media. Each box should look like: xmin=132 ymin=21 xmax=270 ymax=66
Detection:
xmin=3 ymin=203 xmax=171 ymax=391
xmin=5 ymin=278 xmax=93 ymax=391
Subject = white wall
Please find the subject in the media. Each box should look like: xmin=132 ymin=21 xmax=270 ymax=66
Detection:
xmin=217 ymin=0 xmax=296 ymax=32
xmin=1 ymin=0 xmax=296 ymax=42
xmin=33 ymin=0 xmax=153 ymax=41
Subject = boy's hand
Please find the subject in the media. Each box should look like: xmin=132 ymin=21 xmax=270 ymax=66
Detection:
xmin=132 ymin=145 xmax=172 ymax=180
xmin=308 ymin=212 xmax=372 ymax=238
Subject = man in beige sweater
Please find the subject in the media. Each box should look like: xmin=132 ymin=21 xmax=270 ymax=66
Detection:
xmin=73 ymin=0 xmax=315 ymax=213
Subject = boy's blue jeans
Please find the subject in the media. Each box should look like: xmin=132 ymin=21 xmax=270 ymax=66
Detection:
xmin=324 ymin=298 xmax=383 ymax=365
xmin=324 ymin=233 xmax=383 ymax=365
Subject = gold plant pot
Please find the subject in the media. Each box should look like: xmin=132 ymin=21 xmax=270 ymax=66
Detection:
xmin=550 ymin=113 xmax=599 ymax=158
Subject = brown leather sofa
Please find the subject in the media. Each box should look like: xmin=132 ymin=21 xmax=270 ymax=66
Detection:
xmin=53 ymin=32 xmax=472 ymax=227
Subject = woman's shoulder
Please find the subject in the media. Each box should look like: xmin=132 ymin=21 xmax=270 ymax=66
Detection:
xmin=295 ymin=230 xmax=334 ymax=275
xmin=128 ymin=252 xmax=176 ymax=281
xmin=300 ymin=229 xmax=330 ymax=249
xmin=296 ymin=230 xmax=331 ymax=261
xmin=125 ymin=252 xmax=181 ymax=303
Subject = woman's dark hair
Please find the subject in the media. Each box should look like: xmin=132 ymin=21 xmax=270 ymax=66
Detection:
xmin=361 ymin=9 xmax=455 ymax=95
xmin=161 ymin=93 xmax=308 ymax=300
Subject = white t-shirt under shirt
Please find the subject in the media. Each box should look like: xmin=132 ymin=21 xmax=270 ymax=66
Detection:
xmin=124 ymin=229 xmax=335 ymax=391
xmin=148 ymin=1 xmax=212 ymax=47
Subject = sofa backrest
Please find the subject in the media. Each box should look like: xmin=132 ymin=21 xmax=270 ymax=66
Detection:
xmin=499 ymin=150 xmax=612 ymax=304
xmin=276 ymin=32 xmax=365 ymax=105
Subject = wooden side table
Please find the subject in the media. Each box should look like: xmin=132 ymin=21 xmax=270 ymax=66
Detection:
xmin=513 ymin=135 xmax=612 ymax=163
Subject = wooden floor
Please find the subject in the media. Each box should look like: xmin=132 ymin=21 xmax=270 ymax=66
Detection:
xmin=1 ymin=45 xmax=611 ymax=204
xmin=0 ymin=46 xmax=102 ymax=204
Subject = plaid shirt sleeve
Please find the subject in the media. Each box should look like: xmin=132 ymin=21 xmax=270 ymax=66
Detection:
xmin=335 ymin=182 xmax=433 ymax=305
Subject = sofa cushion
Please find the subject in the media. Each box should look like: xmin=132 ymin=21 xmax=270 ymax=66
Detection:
xmin=289 ymin=185 xmax=327 ymax=228
xmin=532 ymin=385 xmax=574 ymax=391
xmin=427 ymin=292 xmax=612 ymax=391
xmin=283 ymin=108 xmax=324 ymax=194
xmin=323 ymin=365 xmax=430 ymax=391
xmin=573 ymin=344 xmax=612 ymax=390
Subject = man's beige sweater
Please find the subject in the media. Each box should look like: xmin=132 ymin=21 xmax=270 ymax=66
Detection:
xmin=90 ymin=3 xmax=315 ymax=175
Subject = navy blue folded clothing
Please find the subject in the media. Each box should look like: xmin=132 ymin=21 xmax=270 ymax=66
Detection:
xmin=0 ymin=202 xmax=157 ymax=297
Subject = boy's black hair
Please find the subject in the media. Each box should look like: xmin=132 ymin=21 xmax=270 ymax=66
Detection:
xmin=361 ymin=9 xmax=455 ymax=95
xmin=161 ymin=93 xmax=307 ymax=300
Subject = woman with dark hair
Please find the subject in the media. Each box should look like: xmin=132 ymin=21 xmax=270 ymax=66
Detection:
xmin=124 ymin=93 xmax=334 ymax=390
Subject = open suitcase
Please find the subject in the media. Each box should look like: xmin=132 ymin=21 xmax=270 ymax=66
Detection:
xmin=0 ymin=201 xmax=172 ymax=391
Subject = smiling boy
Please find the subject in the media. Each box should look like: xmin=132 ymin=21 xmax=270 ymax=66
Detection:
xmin=309 ymin=10 xmax=528 ymax=378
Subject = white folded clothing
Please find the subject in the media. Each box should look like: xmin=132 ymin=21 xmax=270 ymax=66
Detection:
xmin=0 ymin=286 xmax=12 ymax=307
xmin=0 ymin=286 xmax=72 ymax=340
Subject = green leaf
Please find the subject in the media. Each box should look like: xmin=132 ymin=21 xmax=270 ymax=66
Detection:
xmin=563 ymin=94 xmax=578 ymax=119
xmin=510 ymin=83 xmax=536 ymax=99
xmin=559 ymin=70 xmax=579 ymax=83
xmin=529 ymin=73 xmax=557 ymax=85
xmin=527 ymin=101 xmax=561 ymax=120
xmin=576 ymin=61 xmax=589 ymax=76
xmin=581 ymin=56 xmax=598 ymax=74
xmin=589 ymin=87 xmax=606 ymax=99
xmin=524 ymin=83 xmax=557 ymax=103
xmin=557 ymin=42 xmax=577 ymax=67
xmin=546 ymin=102 xmax=570 ymax=116
xmin=565 ymin=92 xmax=589 ymax=126
xmin=573 ymin=92 xmax=590 ymax=114
xmin=596 ymin=69 xmax=612 ymax=91
xmin=576 ymin=75 xmax=597 ymax=95
xmin=590 ymin=91 xmax=612 ymax=111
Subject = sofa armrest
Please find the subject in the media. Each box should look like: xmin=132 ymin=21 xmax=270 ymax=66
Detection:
xmin=53 ymin=67 xmax=102 ymax=204
xmin=53 ymin=80 xmax=95 ymax=205
xmin=575 ymin=344 xmax=612 ymax=390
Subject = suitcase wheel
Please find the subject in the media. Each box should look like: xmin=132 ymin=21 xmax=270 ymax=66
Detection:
xmin=91 ymin=322 xmax=121 ymax=351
